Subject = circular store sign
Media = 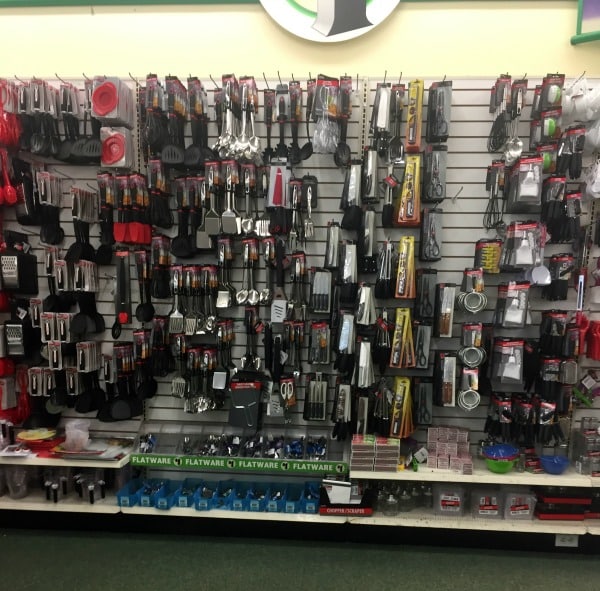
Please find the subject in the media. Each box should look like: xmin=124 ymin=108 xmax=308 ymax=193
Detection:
xmin=259 ymin=0 xmax=401 ymax=43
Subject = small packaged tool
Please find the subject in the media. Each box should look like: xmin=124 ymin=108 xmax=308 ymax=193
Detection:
xmin=339 ymin=242 xmax=358 ymax=305
xmin=499 ymin=222 xmax=543 ymax=271
xmin=372 ymin=309 xmax=392 ymax=374
xmin=494 ymin=281 xmax=530 ymax=328
xmin=543 ymin=254 xmax=574 ymax=301
xmin=414 ymin=379 xmax=433 ymax=426
xmin=491 ymin=338 xmax=524 ymax=386
xmin=434 ymin=283 xmax=456 ymax=338
xmin=389 ymin=377 xmax=414 ymax=439
xmin=389 ymin=308 xmax=415 ymax=369
xmin=458 ymin=322 xmax=487 ymax=368
xmin=324 ymin=222 xmax=340 ymax=269
xmin=505 ymin=155 xmax=543 ymax=213
xmin=340 ymin=161 xmax=363 ymax=231
xmin=309 ymin=321 xmax=330 ymax=365
xmin=356 ymin=339 xmax=375 ymax=389
xmin=355 ymin=284 xmax=377 ymax=326
xmin=414 ymin=322 xmax=432 ymax=369
xmin=457 ymin=367 xmax=480 ymax=411
xmin=434 ymin=352 xmax=456 ymax=407
xmin=310 ymin=269 xmax=332 ymax=314
xmin=303 ymin=373 xmax=328 ymax=421
xmin=415 ymin=269 xmax=437 ymax=321
xmin=394 ymin=154 xmax=421 ymax=226
xmin=423 ymin=146 xmax=447 ymax=204
xmin=395 ymin=236 xmax=416 ymax=298
xmin=474 ymin=239 xmax=502 ymax=274
xmin=456 ymin=268 xmax=487 ymax=314
xmin=359 ymin=208 xmax=377 ymax=273
xmin=419 ymin=208 xmax=443 ymax=262
xmin=426 ymin=80 xmax=452 ymax=143
xmin=406 ymin=80 xmax=424 ymax=153
xmin=537 ymin=142 xmax=559 ymax=174
xmin=374 ymin=240 xmax=395 ymax=300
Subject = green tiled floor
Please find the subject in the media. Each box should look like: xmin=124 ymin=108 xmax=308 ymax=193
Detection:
xmin=0 ymin=529 xmax=598 ymax=591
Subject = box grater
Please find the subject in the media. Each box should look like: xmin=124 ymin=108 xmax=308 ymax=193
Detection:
xmin=0 ymin=252 xmax=39 ymax=294
xmin=0 ymin=255 xmax=19 ymax=290
xmin=4 ymin=322 xmax=25 ymax=356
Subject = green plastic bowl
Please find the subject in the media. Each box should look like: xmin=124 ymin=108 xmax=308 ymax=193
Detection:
xmin=485 ymin=458 xmax=515 ymax=474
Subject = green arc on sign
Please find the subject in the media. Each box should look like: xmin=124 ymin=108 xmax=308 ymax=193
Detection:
xmin=287 ymin=0 xmax=374 ymax=18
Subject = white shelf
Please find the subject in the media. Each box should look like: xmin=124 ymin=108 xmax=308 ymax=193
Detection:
xmin=0 ymin=454 xmax=131 ymax=469
xmin=348 ymin=510 xmax=588 ymax=535
xmin=351 ymin=459 xmax=592 ymax=488
xmin=120 ymin=505 xmax=347 ymax=524
xmin=0 ymin=490 xmax=119 ymax=514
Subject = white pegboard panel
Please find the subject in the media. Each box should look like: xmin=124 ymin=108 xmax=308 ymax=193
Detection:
xmin=3 ymin=75 xmax=598 ymax=453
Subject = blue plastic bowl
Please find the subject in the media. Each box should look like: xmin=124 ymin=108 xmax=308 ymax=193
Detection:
xmin=540 ymin=455 xmax=570 ymax=475
xmin=483 ymin=444 xmax=519 ymax=461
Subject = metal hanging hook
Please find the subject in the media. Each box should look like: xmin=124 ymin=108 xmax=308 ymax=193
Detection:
xmin=398 ymin=72 xmax=403 ymax=84
xmin=14 ymin=75 xmax=26 ymax=84
xmin=55 ymin=73 xmax=69 ymax=85
xmin=128 ymin=72 xmax=141 ymax=88
xmin=263 ymin=72 xmax=270 ymax=90
xmin=209 ymin=75 xmax=220 ymax=89
xmin=82 ymin=73 xmax=92 ymax=82
xmin=452 ymin=186 xmax=464 ymax=204
xmin=277 ymin=71 xmax=283 ymax=85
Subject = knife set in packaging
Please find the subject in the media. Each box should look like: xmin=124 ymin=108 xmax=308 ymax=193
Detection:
xmin=426 ymin=80 xmax=452 ymax=144
xmin=339 ymin=243 xmax=358 ymax=305
xmin=434 ymin=283 xmax=456 ymax=338
xmin=415 ymin=269 xmax=437 ymax=321
xmin=434 ymin=352 xmax=456 ymax=407
xmin=359 ymin=208 xmax=377 ymax=273
xmin=91 ymin=76 xmax=135 ymax=129
xmin=310 ymin=269 xmax=332 ymax=314
xmin=539 ymin=310 xmax=579 ymax=357
xmin=340 ymin=161 xmax=363 ymax=230
xmin=334 ymin=313 xmax=355 ymax=376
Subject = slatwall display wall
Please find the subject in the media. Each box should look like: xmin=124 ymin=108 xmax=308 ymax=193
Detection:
xmin=5 ymin=76 xmax=598 ymax=461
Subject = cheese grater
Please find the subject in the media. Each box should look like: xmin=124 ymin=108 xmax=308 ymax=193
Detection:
xmin=5 ymin=322 xmax=25 ymax=356
xmin=1 ymin=255 xmax=19 ymax=289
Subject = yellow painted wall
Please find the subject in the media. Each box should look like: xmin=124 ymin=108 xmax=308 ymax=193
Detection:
xmin=0 ymin=1 xmax=598 ymax=78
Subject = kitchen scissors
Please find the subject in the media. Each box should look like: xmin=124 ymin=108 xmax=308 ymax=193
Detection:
xmin=427 ymin=152 xmax=444 ymax=200
xmin=423 ymin=216 xmax=441 ymax=259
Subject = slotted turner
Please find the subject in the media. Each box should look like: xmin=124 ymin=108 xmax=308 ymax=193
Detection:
xmin=168 ymin=270 xmax=185 ymax=334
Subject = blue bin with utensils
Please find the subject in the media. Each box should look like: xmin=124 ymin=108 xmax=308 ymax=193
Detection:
xmin=266 ymin=483 xmax=287 ymax=513
xmin=174 ymin=479 xmax=203 ymax=508
xmin=194 ymin=481 xmax=218 ymax=512
xmin=155 ymin=480 xmax=181 ymax=511
xmin=116 ymin=479 xmax=143 ymax=508
xmin=231 ymin=481 xmax=253 ymax=511
xmin=285 ymin=484 xmax=304 ymax=514
xmin=211 ymin=480 xmax=236 ymax=511
xmin=139 ymin=479 xmax=169 ymax=508
xmin=247 ymin=483 xmax=270 ymax=512
xmin=302 ymin=481 xmax=321 ymax=514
